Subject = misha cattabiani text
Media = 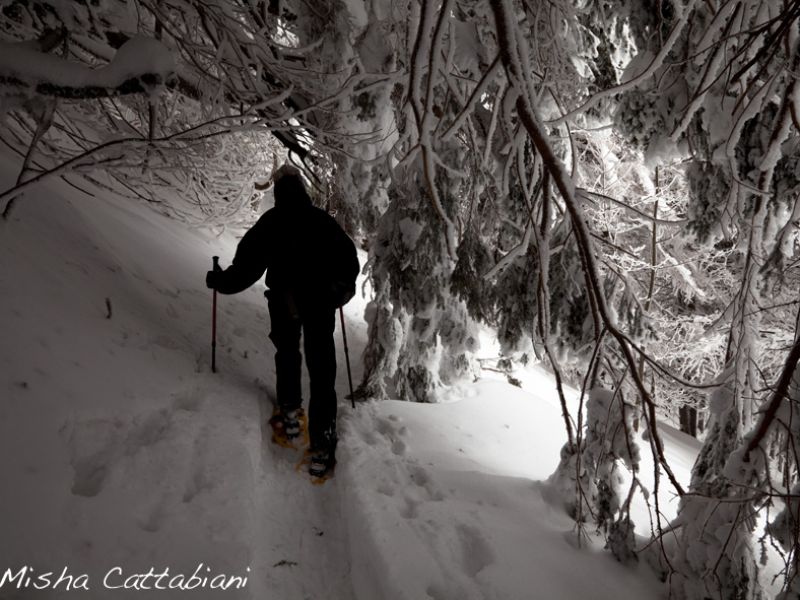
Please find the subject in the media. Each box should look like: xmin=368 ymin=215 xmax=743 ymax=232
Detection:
xmin=1 ymin=563 xmax=251 ymax=591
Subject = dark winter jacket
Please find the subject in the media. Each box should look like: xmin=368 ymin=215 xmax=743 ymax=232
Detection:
xmin=211 ymin=184 xmax=359 ymax=309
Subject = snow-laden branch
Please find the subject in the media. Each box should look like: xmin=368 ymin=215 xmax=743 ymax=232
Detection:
xmin=669 ymin=2 xmax=742 ymax=141
xmin=546 ymin=0 xmax=698 ymax=127
xmin=739 ymin=325 xmax=800 ymax=463
xmin=578 ymin=189 xmax=689 ymax=225
xmin=491 ymin=0 xmax=686 ymax=497
xmin=441 ymin=56 xmax=501 ymax=141
xmin=0 ymin=116 xmax=266 ymax=219
xmin=0 ymin=36 xmax=175 ymax=99
xmin=482 ymin=221 xmax=532 ymax=280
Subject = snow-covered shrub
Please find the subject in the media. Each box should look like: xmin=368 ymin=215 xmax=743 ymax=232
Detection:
xmin=359 ymin=164 xmax=480 ymax=402
xmin=768 ymin=480 xmax=800 ymax=599
xmin=668 ymin=382 xmax=765 ymax=600
xmin=547 ymin=386 xmax=641 ymax=561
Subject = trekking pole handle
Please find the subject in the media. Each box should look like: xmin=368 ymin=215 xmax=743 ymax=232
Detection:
xmin=212 ymin=256 xmax=220 ymax=271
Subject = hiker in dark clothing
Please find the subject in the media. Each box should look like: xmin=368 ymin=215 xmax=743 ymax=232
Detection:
xmin=206 ymin=165 xmax=359 ymax=478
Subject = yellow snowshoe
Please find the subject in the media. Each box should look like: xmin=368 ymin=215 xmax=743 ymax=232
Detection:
xmin=269 ymin=407 xmax=308 ymax=449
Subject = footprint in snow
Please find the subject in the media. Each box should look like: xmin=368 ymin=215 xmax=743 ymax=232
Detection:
xmin=409 ymin=465 xmax=430 ymax=486
xmin=182 ymin=426 xmax=213 ymax=503
xmin=456 ymin=523 xmax=494 ymax=576
xmin=426 ymin=582 xmax=463 ymax=600
xmin=409 ymin=465 xmax=445 ymax=502
xmin=399 ymin=496 xmax=419 ymax=519
xmin=67 ymin=418 xmax=125 ymax=498
xmin=376 ymin=481 xmax=395 ymax=497
xmin=376 ymin=416 xmax=409 ymax=450
xmin=66 ymin=408 xmax=174 ymax=498
xmin=391 ymin=439 xmax=407 ymax=456
xmin=375 ymin=417 xmax=396 ymax=436
xmin=138 ymin=497 xmax=167 ymax=533
xmin=172 ymin=390 xmax=203 ymax=412
xmin=126 ymin=409 xmax=173 ymax=450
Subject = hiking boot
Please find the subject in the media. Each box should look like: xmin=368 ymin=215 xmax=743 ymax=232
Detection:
xmin=283 ymin=408 xmax=304 ymax=438
xmin=308 ymin=446 xmax=336 ymax=479
xmin=269 ymin=407 xmax=307 ymax=448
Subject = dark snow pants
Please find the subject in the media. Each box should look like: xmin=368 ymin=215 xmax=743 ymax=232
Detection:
xmin=267 ymin=290 xmax=337 ymax=451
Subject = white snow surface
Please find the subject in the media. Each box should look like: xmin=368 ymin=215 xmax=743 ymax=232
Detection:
xmin=0 ymin=155 xmax=705 ymax=599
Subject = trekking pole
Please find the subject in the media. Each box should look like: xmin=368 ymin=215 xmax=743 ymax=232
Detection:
xmin=339 ymin=307 xmax=355 ymax=409
xmin=211 ymin=256 xmax=220 ymax=373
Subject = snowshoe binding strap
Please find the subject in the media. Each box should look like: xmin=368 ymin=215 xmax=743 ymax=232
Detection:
xmin=308 ymin=450 xmax=336 ymax=484
xmin=293 ymin=449 xmax=335 ymax=483
xmin=269 ymin=407 xmax=307 ymax=449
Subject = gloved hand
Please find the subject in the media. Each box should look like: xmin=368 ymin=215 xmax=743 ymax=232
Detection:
xmin=329 ymin=279 xmax=356 ymax=308
xmin=207 ymin=256 xmax=223 ymax=289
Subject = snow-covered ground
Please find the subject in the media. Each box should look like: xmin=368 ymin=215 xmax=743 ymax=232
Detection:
xmin=1 ymin=156 xmax=707 ymax=599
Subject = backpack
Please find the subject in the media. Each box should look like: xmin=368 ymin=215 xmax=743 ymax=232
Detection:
xmin=326 ymin=221 xmax=359 ymax=308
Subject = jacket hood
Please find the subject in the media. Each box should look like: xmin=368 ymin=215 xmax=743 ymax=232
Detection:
xmin=273 ymin=170 xmax=312 ymax=210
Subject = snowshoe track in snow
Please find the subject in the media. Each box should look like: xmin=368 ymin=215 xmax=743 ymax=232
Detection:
xmin=66 ymin=406 xmax=174 ymax=499
xmin=1 ymin=171 xmax=698 ymax=600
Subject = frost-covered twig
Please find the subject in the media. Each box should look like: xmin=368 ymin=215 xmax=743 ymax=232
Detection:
xmin=1 ymin=116 xmax=269 ymax=218
xmin=578 ymin=189 xmax=687 ymax=226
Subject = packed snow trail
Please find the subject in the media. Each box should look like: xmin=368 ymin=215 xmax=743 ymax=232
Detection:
xmin=4 ymin=154 xmax=762 ymax=599
xmin=0 ymin=162 xmax=357 ymax=600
